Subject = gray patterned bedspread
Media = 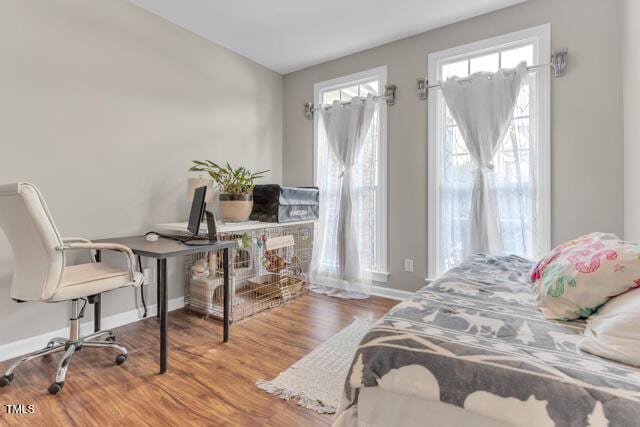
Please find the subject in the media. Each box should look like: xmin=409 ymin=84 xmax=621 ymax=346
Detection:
xmin=339 ymin=254 xmax=640 ymax=427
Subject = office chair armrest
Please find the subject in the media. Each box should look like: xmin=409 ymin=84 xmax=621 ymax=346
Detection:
xmin=62 ymin=237 xmax=93 ymax=244
xmin=59 ymin=242 xmax=138 ymax=282
xmin=62 ymin=237 xmax=96 ymax=262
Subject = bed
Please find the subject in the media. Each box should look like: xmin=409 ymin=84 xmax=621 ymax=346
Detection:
xmin=334 ymin=254 xmax=640 ymax=427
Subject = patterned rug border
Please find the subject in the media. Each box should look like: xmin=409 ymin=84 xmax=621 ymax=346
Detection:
xmin=256 ymin=316 xmax=373 ymax=414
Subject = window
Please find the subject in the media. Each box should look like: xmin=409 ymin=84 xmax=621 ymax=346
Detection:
xmin=314 ymin=66 xmax=388 ymax=281
xmin=428 ymin=25 xmax=551 ymax=278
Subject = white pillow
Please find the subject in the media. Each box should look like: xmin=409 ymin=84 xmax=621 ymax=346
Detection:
xmin=530 ymin=233 xmax=640 ymax=320
xmin=579 ymin=287 xmax=640 ymax=367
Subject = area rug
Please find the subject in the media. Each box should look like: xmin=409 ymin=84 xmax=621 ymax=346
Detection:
xmin=256 ymin=317 xmax=373 ymax=414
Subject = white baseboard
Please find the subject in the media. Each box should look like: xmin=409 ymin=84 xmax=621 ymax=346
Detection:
xmin=0 ymin=297 xmax=185 ymax=363
xmin=370 ymin=285 xmax=413 ymax=301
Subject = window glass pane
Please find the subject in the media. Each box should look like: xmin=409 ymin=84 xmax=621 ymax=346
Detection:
xmin=323 ymin=90 xmax=340 ymax=104
xmin=442 ymin=60 xmax=468 ymax=79
xmin=359 ymin=80 xmax=379 ymax=97
xmin=340 ymin=86 xmax=358 ymax=101
xmin=470 ymin=53 xmax=499 ymax=74
xmin=501 ymin=44 xmax=534 ymax=69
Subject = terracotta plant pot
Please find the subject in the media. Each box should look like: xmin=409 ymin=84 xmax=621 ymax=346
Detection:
xmin=219 ymin=193 xmax=253 ymax=222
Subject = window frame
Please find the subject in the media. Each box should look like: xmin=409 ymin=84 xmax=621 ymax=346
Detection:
xmin=427 ymin=24 xmax=551 ymax=279
xmin=313 ymin=66 xmax=389 ymax=282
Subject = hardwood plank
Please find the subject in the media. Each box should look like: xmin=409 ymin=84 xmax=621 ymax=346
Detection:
xmin=0 ymin=294 xmax=397 ymax=426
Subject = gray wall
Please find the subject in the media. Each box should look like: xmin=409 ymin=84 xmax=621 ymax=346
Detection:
xmin=283 ymin=0 xmax=624 ymax=292
xmin=0 ymin=0 xmax=283 ymax=345
xmin=624 ymin=0 xmax=640 ymax=242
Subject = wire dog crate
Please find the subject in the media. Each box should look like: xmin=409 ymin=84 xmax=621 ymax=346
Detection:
xmin=184 ymin=222 xmax=313 ymax=323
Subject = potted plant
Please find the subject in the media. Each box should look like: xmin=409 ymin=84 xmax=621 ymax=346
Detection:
xmin=190 ymin=161 xmax=269 ymax=222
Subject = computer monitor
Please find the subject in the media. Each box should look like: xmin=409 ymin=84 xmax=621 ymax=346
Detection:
xmin=188 ymin=186 xmax=207 ymax=235
xmin=186 ymin=186 xmax=217 ymax=244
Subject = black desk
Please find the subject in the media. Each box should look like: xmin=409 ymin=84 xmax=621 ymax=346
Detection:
xmin=94 ymin=236 xmax=237 ymax=374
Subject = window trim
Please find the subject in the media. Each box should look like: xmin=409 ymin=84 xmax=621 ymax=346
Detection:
xmin=427 ymin=24 xmax=551 ymax=279
xmin=313 ymin=66 xmax=389 ymax=281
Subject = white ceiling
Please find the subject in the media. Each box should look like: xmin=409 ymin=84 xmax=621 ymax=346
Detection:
xmin=129 ymin=0 xmax=527 ymax=74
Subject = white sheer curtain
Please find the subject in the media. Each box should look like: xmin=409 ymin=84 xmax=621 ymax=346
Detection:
xmin=498 ymin=90 xmax=536 ymax=257
xmin=440 ymin=62 xmax=527 ymax=258
xmin=309 ymin=95 xmax=376 ymax=299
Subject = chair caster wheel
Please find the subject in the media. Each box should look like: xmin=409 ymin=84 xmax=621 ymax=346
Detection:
xmin=0 ymin=374 xmax=14 ymax=387
xmin=115 ymin=354 xmax=127 ymax=365
xmin=105 ymin=336 xmax=115 ymax=342
xmin=48 ymin=381 xmax=64 ymax=395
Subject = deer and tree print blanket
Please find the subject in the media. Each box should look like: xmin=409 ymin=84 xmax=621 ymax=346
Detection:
xmin=338 ymin=254 xmax=640 ymax=427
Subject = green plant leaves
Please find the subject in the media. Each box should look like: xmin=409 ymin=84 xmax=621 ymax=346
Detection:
xmin=189 ymin=161 xmax=270 ymax=194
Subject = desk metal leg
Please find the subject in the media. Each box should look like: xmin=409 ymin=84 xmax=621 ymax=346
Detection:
xmin=158 ymin=258 xmax=168 ymax=373
xmin=94 ymin=250 xmax=102 ymax=333
xmin=158 ymin=258 xmax=168 ymax=374
xmin=223 ymin=248 xmax=230 ymax=343
xmin=156 ymin=268 xmax=161 ymax=319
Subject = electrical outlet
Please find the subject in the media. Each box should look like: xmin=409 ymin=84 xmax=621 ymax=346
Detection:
xmin=143 ymin=267 xmax=154 ymax=285
xmin=404 ymin=258 xmax=414 ymax=273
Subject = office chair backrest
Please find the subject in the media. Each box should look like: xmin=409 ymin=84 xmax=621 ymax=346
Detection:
xmin=0 ymin=183 xmax=65 ymax=301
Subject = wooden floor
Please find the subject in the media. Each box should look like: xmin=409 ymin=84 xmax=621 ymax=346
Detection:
xmin=0 ymin=294 xmax=396 ymax=426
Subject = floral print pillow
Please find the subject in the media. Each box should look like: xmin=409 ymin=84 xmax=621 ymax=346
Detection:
xmin=531 ymin=232 xmax=640 ymax=320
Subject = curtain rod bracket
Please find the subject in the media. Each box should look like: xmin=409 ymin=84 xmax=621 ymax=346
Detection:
xmin=551 ymin=49 xmax=568 ymax=77
xmin=417 ymin=78 xmax=428 ymax=100
xmin=304 ymin=102 xmax=314 ymax=120
xmin=384 ymin=84 xmax=397 ymax=106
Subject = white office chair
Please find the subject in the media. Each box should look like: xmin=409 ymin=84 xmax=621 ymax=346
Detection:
xmin=0 ymin=182 xmax=143 ymax=394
